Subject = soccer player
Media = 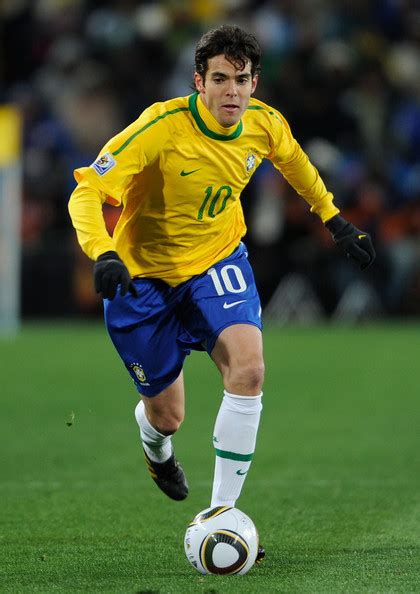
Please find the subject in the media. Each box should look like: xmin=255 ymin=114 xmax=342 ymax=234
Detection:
xmin=68 ymin=25 xmax=374 ymax=518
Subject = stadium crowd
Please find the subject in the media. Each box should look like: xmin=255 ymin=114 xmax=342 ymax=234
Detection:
xmin=1 ymin=0 xmax=419 ymax=320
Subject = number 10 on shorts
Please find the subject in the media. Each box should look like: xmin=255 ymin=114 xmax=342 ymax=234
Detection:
xmin=207 ymin=265 xmax=247 ymax=296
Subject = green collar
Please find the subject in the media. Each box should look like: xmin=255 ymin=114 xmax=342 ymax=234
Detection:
xmin=188 ymin=92 xmax=243 ymax=141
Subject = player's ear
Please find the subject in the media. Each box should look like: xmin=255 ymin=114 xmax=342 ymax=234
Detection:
xmin=194 ymin=72 xmax=205 ymax=93
xmin=251 ymin=74 xmax=259 ymax=95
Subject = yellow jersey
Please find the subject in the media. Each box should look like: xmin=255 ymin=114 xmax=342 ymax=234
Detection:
xmin=68 ymin=92 xmax=339 ymax=286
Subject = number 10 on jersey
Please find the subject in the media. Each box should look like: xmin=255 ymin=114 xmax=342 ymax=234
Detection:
xmin=197 ymin=185 xmax=232 ymax=220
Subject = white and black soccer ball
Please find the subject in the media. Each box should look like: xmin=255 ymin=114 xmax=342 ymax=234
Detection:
xmin=184 ymin=506 xmax=259 ymax=575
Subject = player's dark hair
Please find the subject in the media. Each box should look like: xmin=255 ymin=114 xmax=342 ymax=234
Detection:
xmin=195 ymin=25 xmax=261 ymax=81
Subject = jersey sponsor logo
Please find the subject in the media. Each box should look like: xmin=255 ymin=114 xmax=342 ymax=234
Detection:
xmin=245 ymin=151 xmax=256 ymax=173
xmin=223 ymin=299 xmax=246 ymax=309
xmin=92 ymin=152 xmax=116 ymax=176
xmin=180 ymin=168 xmax=201 ymax=176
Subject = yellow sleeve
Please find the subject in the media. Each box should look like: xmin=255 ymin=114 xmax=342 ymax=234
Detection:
xmin=73 ymin=106 xmax=168 ymax=206
xmin=269 ymin=110 xmax=339 ymax=223
xmin=68 ymin=103 xmax=171 ymax=260
xmin=68 ymin=179 xmax=115 ymax=260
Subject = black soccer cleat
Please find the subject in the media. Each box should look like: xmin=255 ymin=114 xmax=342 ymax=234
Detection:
xmin=143 ymin=449 xmax=189 ymax=501
xmin=255 ymin=544 xmax=265 ymax=565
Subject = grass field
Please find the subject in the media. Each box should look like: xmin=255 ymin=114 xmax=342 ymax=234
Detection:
xmin=1 ymin=322 xmax=419 ymax=593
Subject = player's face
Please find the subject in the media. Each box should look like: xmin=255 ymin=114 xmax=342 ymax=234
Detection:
xmin=194 ymin=54 xmax=258 ymax=128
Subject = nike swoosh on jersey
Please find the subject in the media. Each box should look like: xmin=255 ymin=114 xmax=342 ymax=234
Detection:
xmin=236 ymin=469 xmax=248 ymax=476
xmin=223 ymin=300 xmax=246 ymax=309
xmin=180 ymin=168 xmax=201 ymax=176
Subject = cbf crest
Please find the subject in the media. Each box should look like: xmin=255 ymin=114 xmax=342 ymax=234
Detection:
xmin=245 ymin=150 xmax=257 ymax=174
xmin=130 ymin=362 xmax=147 ymax=383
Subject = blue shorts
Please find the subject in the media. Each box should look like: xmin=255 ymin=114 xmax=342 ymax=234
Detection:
xmin=104 ymin=243 xmax=262 ymax=397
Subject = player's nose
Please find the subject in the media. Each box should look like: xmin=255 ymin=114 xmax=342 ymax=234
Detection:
xmin=225 ymin=80 xmax=238 ymax=96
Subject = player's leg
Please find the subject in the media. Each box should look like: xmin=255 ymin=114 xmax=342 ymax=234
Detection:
xmin=211 ymin=323 xmax=264 ymax=395
xmin=181 ymin=243 xmax=264 ymax=508
xmin=135 ymin=371 xmax=185 ymax=461
xmin=210 ymin=323 xmax=264 ymax=507
xmin=104 ymin=278 xmax=190 ymax=500
xmin=135 ymin=372 xmax=188 ymax=501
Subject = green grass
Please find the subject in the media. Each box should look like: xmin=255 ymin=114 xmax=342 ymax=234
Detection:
xmin=1 ymin=322 xmax=419 ymax=593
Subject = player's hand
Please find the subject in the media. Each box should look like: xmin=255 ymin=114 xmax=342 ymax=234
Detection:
xmin=325 ymin=214 xmax=375 ymax=270
xmin=93 ymin=251 xmax=138 ymax=300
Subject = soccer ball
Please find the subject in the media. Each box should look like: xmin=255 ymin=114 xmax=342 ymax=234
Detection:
xmin=184 ymin=506 xmax=259 ymax=575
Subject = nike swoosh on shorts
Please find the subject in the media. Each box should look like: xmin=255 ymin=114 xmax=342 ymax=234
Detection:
xmin=223 ymin=300 xmax=246 ymax=309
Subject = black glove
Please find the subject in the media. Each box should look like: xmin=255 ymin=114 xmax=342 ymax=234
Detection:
xmin=93 ymin=251 xmax=137 ymax=299
xmin=325 ymin=214 xmax=375 ymax=270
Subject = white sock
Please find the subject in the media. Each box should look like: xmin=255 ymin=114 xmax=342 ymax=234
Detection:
xmin=211 ymin=391 xmax=263 ymax=508
xmin=134 ymin=400 xmax=173 ymax=463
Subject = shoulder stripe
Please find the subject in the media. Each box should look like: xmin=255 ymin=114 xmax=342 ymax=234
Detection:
xmin=247 ymin=105 xmax=283 ymax=123
xmin=112 ymin=107 xmax=189 ymax=156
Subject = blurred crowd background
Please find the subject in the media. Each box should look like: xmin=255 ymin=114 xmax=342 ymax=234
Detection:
xmin=1 ymin=0 xmax=419 ymax=321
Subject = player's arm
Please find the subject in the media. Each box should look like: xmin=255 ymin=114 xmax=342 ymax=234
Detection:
xmin=270 ymin=111 xmax=375 ymax=269
xmin=68 ymin=179 xmax=137 ymax=299
xmin=68 ymin=106 xmax=171 ymax=298
xmin=68 ymin=178 xmax=115 ymax=260
xmin=68 ymin=123 xmax=145 ymax=299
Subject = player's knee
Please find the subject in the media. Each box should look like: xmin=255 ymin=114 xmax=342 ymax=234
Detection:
xmin=229 ymin=359 xmax=265 ymax=393
xmin=148 ymin=409 xmax=184 ymax=435
xmin=244 ymin=361 xmax=265 ymax=391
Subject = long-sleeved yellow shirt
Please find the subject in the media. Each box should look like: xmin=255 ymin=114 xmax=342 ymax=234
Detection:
xmin=68 ymin=92 xmax=339 ymax=286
